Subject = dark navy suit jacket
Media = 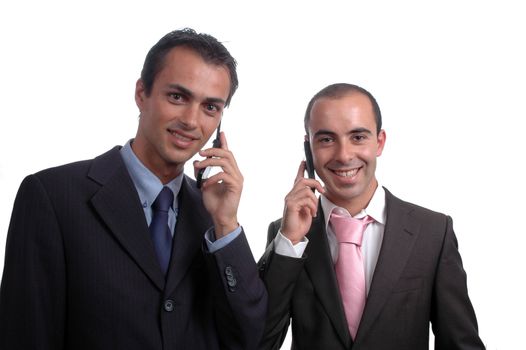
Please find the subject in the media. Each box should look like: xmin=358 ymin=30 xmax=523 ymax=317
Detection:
xmin=0 ymin=146 xmax=267 ymax=349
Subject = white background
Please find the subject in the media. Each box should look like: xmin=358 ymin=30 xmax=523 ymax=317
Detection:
xmin=1 ymin=1 xmax=524 ymax=349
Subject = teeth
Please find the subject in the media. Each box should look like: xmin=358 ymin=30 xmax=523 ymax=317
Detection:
xmin=170 ymin=131 xmax=192 ymax=142
xmin=334 ymin=168 xmax=358 ymax=177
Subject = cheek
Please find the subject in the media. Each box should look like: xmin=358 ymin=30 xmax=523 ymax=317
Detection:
xmin=203 ymin=124 xmax=217 ymax=138
xmin=154 ymin=103 xmax=172 ymax=121
xmin=361 ymin=146 xmax=379 ymax=161
xmin=312 ymin=148 xmax=331 ymax=166
xmin=196 ymin=137 xmax=209 ymax=151
xmin=142 ymin=114 xmax=163 ymax=135
xmin=201 ymin=118 xmax=221 ymax=138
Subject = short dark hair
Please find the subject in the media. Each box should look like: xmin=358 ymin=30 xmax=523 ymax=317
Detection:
xmin=304 ymin=83 xmax=382 ymax=135
xmin=140 ymin=28 xmax=238 ymax=106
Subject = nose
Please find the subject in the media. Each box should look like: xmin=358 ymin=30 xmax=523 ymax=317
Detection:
xmin=334 ymin=140 xmax=355 ymax=164
xmin=179 ymin=103 xmax=200 ymax=130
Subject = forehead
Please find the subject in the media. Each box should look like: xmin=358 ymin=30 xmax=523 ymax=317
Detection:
xmin=155 ymin=46 xmax=231 ymax=100
xmin=309 ymin=93 xmax=376 ymax=132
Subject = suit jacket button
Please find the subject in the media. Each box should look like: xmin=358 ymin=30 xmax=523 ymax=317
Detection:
xmin=259 ymin=260 xmax=266 ymax=272
xmin=225 ymin=266 xmax=233 ymax=276
xmin=163 ymin=299 xmax=175 ymax=312
xmin=227 ymin=277 xmax=237 ymax=287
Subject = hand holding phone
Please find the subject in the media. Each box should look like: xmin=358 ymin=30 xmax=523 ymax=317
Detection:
xmin=280 ymin=159 xmax=324 ymax=244
xmin=194 ymin=129 xmax=244 ymax=238
xmin=197 ymin=125 xmax=221 ymax=188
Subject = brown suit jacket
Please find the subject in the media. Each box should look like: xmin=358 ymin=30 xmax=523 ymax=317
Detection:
xmin=258 ymin=188 xmax=484 ymax=350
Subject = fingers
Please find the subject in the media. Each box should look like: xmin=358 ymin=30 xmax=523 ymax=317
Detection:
xmin=285 ymin=186 xmax=319 ymax=217
xmin=294 ymin=161 xmax=307 ymax=183
xmin=280 ymin=178 xmax=319 ymax=240
xmin=199 ymin=170 xmax=243 ymax=191
xmin=283 ymin=160 xmax=325 ymax=220
xmin=194 ymin=132 xmax=242 ymax=190
xmin=198 ymin=132 xmax=234 ymax=163
xmin=193 ymin=157 xmax=242 ymax=190
xmin=201 ymin=131 xmax=228 ymax=154
xmin=293 ymin=161 xmax=324 ymax=194
xmin=219 ymin=131 xmax=228 ymax=150
xmin=194 ymin=149 xmax=237 ymax=176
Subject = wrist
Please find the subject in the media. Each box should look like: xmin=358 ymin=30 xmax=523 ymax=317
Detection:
xmin=214 ymin=219 xmax=239 ymax=239
xmin=281 ymin=229 xmax=302 ymax=245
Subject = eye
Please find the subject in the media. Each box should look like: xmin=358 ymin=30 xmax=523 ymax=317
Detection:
xmin=318 ymin=136 xmax=334 ymax=144
xmin=168 ymin=93 xmax=184 ymax=103
xmin=352 ymin=134 xmax=367 ymax=142
xmin=204 ymin=103 xmax=222 ymax=116
xmin=205 ymin=104 xmax=218 ymax=112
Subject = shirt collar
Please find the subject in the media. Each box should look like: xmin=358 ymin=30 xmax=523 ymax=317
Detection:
xmin=120 ymin=139 xmax=184 ymax=209
xmin=321 ymin=184 xmax=386 ymax=230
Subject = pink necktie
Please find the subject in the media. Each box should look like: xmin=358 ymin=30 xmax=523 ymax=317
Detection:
xmin=330 ymin=212 xmax=374 ymax=340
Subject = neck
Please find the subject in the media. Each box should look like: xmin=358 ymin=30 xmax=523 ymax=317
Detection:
xmin=130 ymin=140 xmax=184 ymax=184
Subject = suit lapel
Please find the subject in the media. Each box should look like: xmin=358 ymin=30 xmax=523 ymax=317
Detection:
xmin=304 ymin=209 xmax=352 ymax=348
xmin=165 ymin=177 xmax=212 ymax=295
xmin=88 ymin=147 xmax=165 ymax=291
xmin=354 ymin=188 xmax=421 ymax=344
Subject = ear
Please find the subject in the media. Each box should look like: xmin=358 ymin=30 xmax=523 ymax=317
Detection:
xmin=376 ymin=129 xmax=387 ymax=157
xmin=135 ymin=79 xmax=146 ymax=111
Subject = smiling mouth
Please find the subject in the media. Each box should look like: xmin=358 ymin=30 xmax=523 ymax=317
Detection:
xmin=333 ymin=168 xmax=359 ymax=178
xmin=168 ymin=129 xmax=197 ymax=142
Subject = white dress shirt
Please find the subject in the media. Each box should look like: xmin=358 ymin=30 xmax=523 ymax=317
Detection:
xmin=273 ymin=185 xmax=387 ymax=295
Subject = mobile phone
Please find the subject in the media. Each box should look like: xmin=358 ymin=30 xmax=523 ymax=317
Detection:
xmin=304 ymin=140 xmax=315 ymax=180
xmin=197 ymin=124 xmax=222 ymax=188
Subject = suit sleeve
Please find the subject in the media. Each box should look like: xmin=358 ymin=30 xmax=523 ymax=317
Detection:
xmin=431 ymin=216 xmax=485 ymax=350
xmin=0 ymin=175 xmax=66 ymax=350
xmin=204 ymin=230 xmax=268 ymax=350
xmin=257 ymin=220 xmax=307 ymax=350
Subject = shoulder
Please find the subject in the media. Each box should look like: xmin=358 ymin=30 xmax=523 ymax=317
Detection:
xmin=384 ymin=187 xmax=450 ymax=225
xmin=383 ymin=188 xmax=456 ymax=250
xmin=264 ymin=218 xmax=283 ymax=245
xmin=23 ymin=146 xmax=123 ymax=196
xmin=34 ymin=146 xmax=121 ymax=179
xmin=268 ymin=218 xmax=282 ymax=232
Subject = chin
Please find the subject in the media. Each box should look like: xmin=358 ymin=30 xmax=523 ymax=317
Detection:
xmin=165 ymin=147 xmax=193 ymax=161
xmin=330 ymin=183 xmax=364 ymax=200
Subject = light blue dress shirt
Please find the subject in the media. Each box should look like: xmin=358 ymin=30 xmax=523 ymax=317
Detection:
xmin=120 ymin=140 xmax=241 ymax=252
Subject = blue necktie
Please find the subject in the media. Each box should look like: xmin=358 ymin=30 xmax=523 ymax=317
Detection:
xmin=149 ymin=186 xmax=174 ymax=275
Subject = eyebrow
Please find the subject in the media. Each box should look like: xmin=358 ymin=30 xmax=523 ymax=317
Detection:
xmin=313 ymin=129 xmax=337 ymax=138
xmin=349 ymin=127 xmax=373 ymax=135
xmin=313 ymin=127 xmax=373 ymax=138
xmin=168 ymin=84 xmax=226 ymax=106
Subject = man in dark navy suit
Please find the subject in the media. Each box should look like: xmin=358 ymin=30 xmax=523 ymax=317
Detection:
xmin=0 ymin=28 xmax=267 ymax=350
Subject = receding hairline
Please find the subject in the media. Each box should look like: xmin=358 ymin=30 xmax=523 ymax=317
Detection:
xmin=307 ymin=90 xmax=375 ymax=124
xmin=157 ymin=45 xmax=233 ymax=81
xmin=304 ymin=83 xmax=382 ymax=135
xmin=312 ymin=89 xmax=373 ymax=107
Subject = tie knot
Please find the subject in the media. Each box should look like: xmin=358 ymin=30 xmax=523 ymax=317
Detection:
xmin=330 ymin=213 xmax=374 ymax=246
xmin=152 ymin=187 xmax=174 ymax=213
